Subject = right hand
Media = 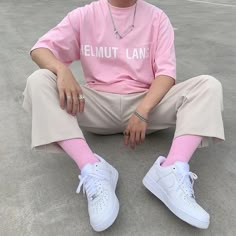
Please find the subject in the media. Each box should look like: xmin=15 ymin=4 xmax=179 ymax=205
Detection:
xmin=56 ymin=67 xmax=85 ymax=116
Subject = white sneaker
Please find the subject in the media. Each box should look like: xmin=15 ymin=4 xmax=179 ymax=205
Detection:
xmin=76 ymin=154 xmax=119 ymax=232
xmin=143 ymin=156 xmax=210 ymax=229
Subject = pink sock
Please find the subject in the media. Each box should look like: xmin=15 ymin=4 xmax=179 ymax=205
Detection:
xmin=162 ymin=135 xmax=203 ymax=167
xmin=58 ymin=139 xmax=99 ymax=170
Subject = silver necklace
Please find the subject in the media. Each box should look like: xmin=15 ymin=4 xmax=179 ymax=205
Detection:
xmin=107 ymin=0 xmax=138 ymax=39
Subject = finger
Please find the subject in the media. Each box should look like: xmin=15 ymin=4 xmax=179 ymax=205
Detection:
xmin=78 ymin=95 xmax=85 ymax=113
xmin=135 ymin=131 xmax=141 ymax=145
xmin=140 ymin=130 xmax=146 ymax=144
xmin=72 ymin=90 xmax=79 ymax=116
xmin=59 ymin=88 xmax=66 ymax=109
xmin=123 ymin=130 xmax=130 ymax=146
xmin=129 ymin=130 xmax=136 ymax=149
xmin=66 ymin=91 xmax=73 ymax=114
xmin=77 ymin=86 xmax=85 ymax=113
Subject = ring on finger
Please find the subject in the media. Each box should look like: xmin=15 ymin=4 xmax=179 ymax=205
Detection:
xmin=66 ymin=95 xmax=72 ymax=100
xmin=123 ymin=131 xmax=130 ymax=136
xmin=78 ymin=94 xmax=85 ymax=100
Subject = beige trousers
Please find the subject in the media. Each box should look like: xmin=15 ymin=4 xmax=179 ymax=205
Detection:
xmin=22 ymin=69 xmax=225 ymax=153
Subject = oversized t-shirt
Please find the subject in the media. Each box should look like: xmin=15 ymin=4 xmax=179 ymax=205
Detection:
xmin=31 ymin=0 xmax=176 ymax=94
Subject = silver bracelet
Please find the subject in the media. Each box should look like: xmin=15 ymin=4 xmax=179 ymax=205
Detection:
xmin=134 ymin=111 xmax=148 ymax=123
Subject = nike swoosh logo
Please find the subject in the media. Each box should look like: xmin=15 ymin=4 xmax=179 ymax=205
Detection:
xmin=159 ymin=174 xmax=176 ymax=190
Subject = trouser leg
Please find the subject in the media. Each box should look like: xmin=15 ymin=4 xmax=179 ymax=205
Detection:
xmin=122 ymin=75 xmax=224 ymax=147
xmin=23 ymin=69 xmax=84 ymax=153
xmin=23 ymin=69 xmax=124 ymax=153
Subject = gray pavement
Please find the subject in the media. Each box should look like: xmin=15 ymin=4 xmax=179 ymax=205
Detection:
xmin=0 ymin=0 xmax=236 ymax=235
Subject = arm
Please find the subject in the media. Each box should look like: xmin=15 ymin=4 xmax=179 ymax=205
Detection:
xmin=31 ymin=48 xmax=84 ymax=115
xmin=124 ymin=75 xmax=174 ymax=149
xmin=124 ymin=12 xmax=176 ymax=148
xmin=136 ymin=75 xmax=175 ymax=117
xmin=30 ymin=9 xmax=83 ymax=116
xmin=31 ymin=48 xmax=66 ymax=75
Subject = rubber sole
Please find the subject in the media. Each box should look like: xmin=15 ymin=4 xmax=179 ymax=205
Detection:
xmin=143 ymin=172 xmax=209 ymax=229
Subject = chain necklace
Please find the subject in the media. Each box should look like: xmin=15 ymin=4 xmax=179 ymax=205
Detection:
xmin=107 ymin=0 xmax=138 ymax=39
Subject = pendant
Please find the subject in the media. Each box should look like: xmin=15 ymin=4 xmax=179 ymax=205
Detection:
xmin=114 ymin=30 xmax=122 ymax=39
xmin=114 ymin=27 xmax=134 ymax=39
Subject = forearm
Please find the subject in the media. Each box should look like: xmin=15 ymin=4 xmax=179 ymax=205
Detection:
xmin=31 ymin=48 xmax=67 ymax=75
xmin=136 ymin=75 xmax=175 ymax=117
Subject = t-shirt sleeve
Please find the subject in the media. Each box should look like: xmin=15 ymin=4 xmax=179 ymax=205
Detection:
xmin=30 ymin=9 xmax=81 ymax=65
xmin=154 ymin=12 xmax=176 ymax=80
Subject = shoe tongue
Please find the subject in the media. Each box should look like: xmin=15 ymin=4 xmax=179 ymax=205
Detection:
xmin=174 ymin=162 xmax=195 ymax=198
xmin=174 ymin=162 xmax=190 ymax=173
xmin=81 ymin=164 xmax=93 ymax=177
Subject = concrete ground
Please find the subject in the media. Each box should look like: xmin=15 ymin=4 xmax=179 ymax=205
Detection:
xmin=0 ymin=0 xmax=236 ymax=235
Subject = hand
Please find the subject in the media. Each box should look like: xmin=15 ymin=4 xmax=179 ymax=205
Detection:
xmin=56 ymin=67 xmax=85 ymax=116
xmin=124 ymin=113 xmax=148 ymax=149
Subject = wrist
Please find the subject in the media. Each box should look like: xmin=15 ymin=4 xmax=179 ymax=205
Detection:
xmin=135 ymin=106 xmax=151 ymax=118
xmin=133 ymin=111 xmax=148 ymax=123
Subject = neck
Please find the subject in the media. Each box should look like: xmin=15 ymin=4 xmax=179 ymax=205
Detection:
xmin=108 ymin=0 xmax=137 ymax=8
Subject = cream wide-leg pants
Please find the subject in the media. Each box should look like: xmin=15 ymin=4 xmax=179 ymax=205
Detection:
xmin=22 ymin=69 xmax=225 ymax=153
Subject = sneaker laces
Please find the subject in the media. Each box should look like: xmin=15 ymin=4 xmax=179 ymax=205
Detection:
xmin=179 ymin=172 xmax=198 ymax=198
xmin=76 ymin=171 xmax=109 ymax=201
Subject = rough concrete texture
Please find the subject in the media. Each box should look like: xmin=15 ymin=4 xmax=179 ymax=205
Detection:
xmin=0 ymin=0 xmax=236 ymax=235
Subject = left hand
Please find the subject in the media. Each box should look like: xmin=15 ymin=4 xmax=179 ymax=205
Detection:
xmin=124 ymin=113 xmax=148 ymax=149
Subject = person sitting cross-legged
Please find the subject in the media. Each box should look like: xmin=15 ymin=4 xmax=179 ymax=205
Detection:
xmin=23 ymin=0 xmax=224 ymax=232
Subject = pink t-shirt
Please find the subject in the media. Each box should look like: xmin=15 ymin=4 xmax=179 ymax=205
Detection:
xmin=31 ymin=0 xmax=176 ymax=94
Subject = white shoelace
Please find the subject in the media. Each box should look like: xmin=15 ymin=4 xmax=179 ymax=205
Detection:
xmin=179 ymin=172 xmax=198 ymax=198
xmin=76 ymin=171 xmax=109 ymax=200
